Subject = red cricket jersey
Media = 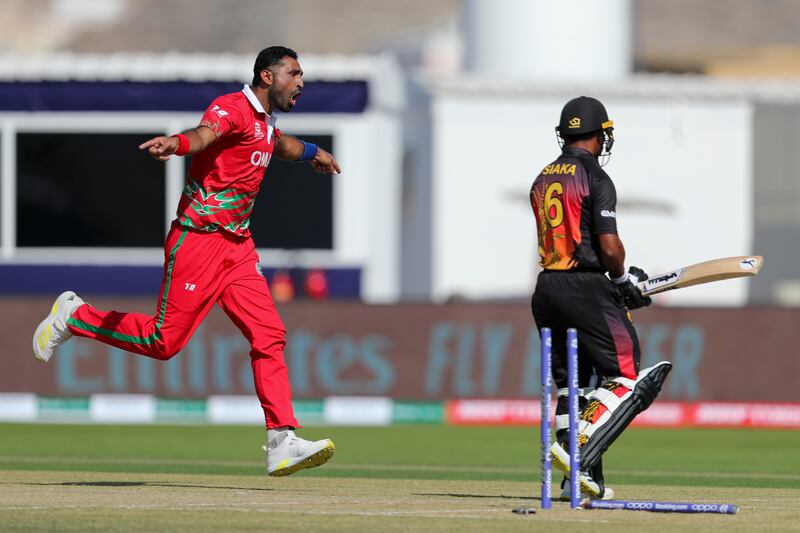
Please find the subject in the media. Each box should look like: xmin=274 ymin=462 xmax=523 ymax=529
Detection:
xmin=175 ymin=85 xmax=282 ymax=237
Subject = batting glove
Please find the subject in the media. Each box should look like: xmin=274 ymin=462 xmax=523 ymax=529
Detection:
xmin=612 ymin=266 xmax=653 ymax=310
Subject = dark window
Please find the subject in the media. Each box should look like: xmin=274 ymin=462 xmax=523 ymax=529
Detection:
xmin=17 ymin=133 xmax=166 ymax=247
xmin=249 ymin=134 xmax=334 ymax=250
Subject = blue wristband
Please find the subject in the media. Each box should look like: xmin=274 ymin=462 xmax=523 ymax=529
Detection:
xmin=298 ymin=141 xmax=318 ymax=161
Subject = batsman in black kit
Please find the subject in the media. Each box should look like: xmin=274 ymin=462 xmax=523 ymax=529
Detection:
xmin=530 ymin=96 xmax=672 ymax=501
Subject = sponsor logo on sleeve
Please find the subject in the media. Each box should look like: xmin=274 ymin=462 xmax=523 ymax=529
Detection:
xmin=600 ymin=210 xmax=616 ymax=218
xmin=211 ymin=105 xmax=229 ymax=118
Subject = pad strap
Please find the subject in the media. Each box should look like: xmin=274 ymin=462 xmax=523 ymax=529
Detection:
xmin=555 ymin=414 xmax=570 ymax=431
xmin=557 ymin=387 xmax=591 ymax=398
xmin=588 ymin=386 xmax=625 ymax=412
xmin=609 ymin=376 xmax=636 ymax=389
xmin=579 ymin=362 xmax=673 ymax=470
xmin=580 ymin=411 xmax=611 ymax=438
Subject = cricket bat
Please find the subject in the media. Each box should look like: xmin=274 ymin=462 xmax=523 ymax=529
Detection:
xmin=637 ymin=256 xmax=764 ymax=297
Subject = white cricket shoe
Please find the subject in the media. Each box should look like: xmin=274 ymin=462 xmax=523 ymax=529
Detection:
xmin=263 ymin=430 xmax=335 ymax=477
xmin=32 ymin=291 xmax=85 ymax=362
xmin=550 ymin=442 xmax=604 ymax=498
xmin=559 ymin=479 xmax=615 ymax=501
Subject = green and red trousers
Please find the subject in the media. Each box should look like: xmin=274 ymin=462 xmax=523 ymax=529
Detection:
xmin=67 ymin=223 xmax=299 ymax=429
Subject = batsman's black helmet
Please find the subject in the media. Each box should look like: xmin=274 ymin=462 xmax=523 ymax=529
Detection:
xmin=556 ymin=96 xmax=614 ymax=137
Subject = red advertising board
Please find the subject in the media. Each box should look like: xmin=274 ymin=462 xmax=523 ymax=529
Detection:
xmin=2 ymin=297 xmax=798 ymax=402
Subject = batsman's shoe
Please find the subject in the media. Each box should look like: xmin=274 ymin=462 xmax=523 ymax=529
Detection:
xmin=550 ymin=442 xmax=603 ymax=498
xmin=264 ymin=431 xmax=335 ymax=477
xmin=32 ymin=291 xmax=85 ymax=363
xmin=559 ymin=480 xmax=614 ymax=501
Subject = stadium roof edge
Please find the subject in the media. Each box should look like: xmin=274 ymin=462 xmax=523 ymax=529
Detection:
xmin=421 ymin=73 xmax=800 ymax=104
xmin=0 ymin=52 xmax=397 ymax=82
xmin=0 ymin=52 xmax=406 ymax=112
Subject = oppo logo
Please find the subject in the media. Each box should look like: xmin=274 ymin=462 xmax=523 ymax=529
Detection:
xmin=626 ymin=502 xmax=654 ymax=510
xmin=691 ymin=504 xmax=722 ymax=512
xmin=250 ymin=151 xmax=272 ymax=167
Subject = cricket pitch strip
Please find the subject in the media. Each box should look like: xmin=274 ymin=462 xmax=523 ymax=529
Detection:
xmin=1 ymin=471 xmax=798 ymax=532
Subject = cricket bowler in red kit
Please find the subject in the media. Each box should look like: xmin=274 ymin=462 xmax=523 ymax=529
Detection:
xmin=32 ymin=46 xmax=340 ymax=477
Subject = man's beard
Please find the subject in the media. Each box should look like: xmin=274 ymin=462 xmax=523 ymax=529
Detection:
xmin=269 ymin=91 xmax=293 ymax=112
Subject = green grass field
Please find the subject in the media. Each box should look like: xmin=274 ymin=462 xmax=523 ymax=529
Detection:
xmin=1 ymin=424 xmax=799 ymax=531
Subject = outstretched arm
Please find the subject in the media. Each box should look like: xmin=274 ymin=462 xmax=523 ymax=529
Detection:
xmin=138 ymin=126 xmax=218 ymax=161
xmin=274 ymin=134 xmax=341 ymax=175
